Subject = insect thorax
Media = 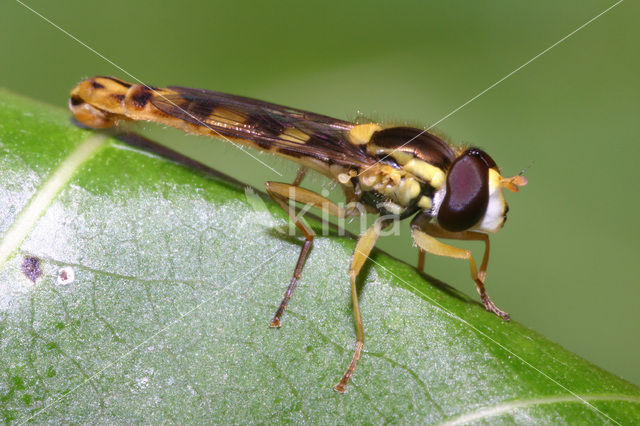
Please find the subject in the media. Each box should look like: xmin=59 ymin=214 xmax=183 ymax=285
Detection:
xmin=353 ymin=126 xmax=456 ymax=220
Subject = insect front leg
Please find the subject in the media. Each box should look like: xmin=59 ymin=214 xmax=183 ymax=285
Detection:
xmin=265 ymin=182 xmax=362 ymax=327
xmin=410 ymin=214 xmax=509 ymax=321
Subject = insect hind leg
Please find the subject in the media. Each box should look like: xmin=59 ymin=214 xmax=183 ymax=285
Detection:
xmin=265 ymin=182 xmax=358 ymax=327
xmin=291 ymin=167 xmax=307 ymax=187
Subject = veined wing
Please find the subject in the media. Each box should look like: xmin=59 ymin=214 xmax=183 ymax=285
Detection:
xmin=151 ymin=86 xmax=377 ymax=168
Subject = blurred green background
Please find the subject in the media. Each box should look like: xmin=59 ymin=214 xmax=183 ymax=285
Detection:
xmin=1 ymin=0 xmax=638 ymax=388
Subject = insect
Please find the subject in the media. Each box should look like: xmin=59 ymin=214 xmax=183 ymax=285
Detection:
xmin=69 ymin=76 xmax=527 ymax=392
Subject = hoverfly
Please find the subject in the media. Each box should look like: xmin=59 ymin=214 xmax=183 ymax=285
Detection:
xmin=69 ymin=76 xmax=527 ymax=392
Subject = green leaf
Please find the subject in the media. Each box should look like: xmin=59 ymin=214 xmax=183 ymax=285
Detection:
xmin=0 ymin=89 xmax=638 ymax=424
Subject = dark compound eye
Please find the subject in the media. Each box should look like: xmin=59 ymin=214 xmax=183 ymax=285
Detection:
xmin=437 ymin=149 xmax=491 ymax=232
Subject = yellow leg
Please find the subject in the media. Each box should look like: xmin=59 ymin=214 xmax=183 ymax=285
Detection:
xmin=265 ymin=182 xmax=362 ymax=327
xmin=410 ymin=215 xmax=508 ymax=320
xmin=334 ymin=218 xmax=391 ymax=393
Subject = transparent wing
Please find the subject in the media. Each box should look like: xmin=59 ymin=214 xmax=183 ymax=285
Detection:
xmin=151 ymin=86 xmax=376 ymax=167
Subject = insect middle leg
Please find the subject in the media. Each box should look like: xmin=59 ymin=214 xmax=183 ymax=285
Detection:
xmin=265 ymin=182 xmax=361 ymax=327
xmin=410 ymin=214 xmax=509 ymax=321
xmin=334 ymin=217 xmax=391 ymax=393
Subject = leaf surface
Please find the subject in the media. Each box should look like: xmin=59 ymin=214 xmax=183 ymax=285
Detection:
xmin=0 ymin=90 xmax=638 ymax=424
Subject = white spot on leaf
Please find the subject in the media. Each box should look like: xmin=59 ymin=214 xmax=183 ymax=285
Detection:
xmin=57 ymin=266 xmax=75 ymax=285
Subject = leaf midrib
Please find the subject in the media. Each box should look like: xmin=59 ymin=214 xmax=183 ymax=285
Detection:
xmin=439 ymin=393 xmax=640 ymax=425
xmin=0 ymin=134 xmax=107 ymax=268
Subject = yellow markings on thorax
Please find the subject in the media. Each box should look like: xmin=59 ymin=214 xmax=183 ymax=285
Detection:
xmin=280 ymin=127 xmax=311 ymax=144
xmin=403 ymin=159 xmax=445 ymax=189
xmin=365 ymin=140 xmax=446 ymax=190
xmin=396 ymin=177 xmax=421 ymax=206
xmin=390 ymin=151 xmax=414 ymax=165
xmin=337 ymin=169 xmax=357 ymax=184
xmin=417 ymin=196 xmax=432 ymax=210
xmin=379 ymin=201 xmax=404 ymax=216
xmin=358 ymin=163 xmax=423 ymax=209
xmin=348 ymin=123 xmax=383 ymax=145
xmin=359 ymin=164 xmax=401 ymax=190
